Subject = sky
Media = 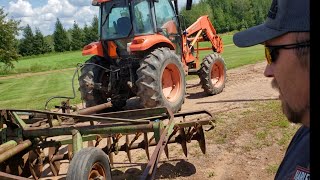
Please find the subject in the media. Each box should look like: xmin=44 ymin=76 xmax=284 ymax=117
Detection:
xmin=0 ymin=0 xmax=194 ymax=37
xmin=0 ymin=0 xmax=100 ymax=36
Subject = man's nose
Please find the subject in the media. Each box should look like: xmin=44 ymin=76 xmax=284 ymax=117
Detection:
xmin=264 ymin=64 xmax=274 ymax=77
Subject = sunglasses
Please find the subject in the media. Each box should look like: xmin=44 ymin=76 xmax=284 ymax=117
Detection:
xmin=264 ymin=41 xmax=310 ymax=64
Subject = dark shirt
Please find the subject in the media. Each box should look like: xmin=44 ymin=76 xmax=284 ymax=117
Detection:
xmin=275 ymin=125 xmax=310 ymax=180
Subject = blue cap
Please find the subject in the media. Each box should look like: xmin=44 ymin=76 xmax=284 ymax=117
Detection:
xmin=233 ymin=0 xmax=310 ymax=47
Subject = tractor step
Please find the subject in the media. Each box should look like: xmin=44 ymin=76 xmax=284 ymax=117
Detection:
xmin=188 ymin=68 xmax=199 ymax=75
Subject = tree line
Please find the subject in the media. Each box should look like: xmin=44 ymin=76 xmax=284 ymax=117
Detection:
xmin=180 ymin=0 xmax=272 ymax=33
xmin=1 ymin=0 xmax=271 ymax=68
xmin=1 ymin=7 xmax=99 ymax=69
xmin=19 ymin=16 xmax=99 ymax=56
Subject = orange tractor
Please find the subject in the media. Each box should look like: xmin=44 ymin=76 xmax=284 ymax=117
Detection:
xmin=79 ymin=0 xmax=226 ymax=113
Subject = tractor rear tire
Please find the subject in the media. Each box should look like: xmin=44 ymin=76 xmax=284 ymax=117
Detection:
xmin=136 ymin=47 xmax=186 ymax=113
xmin=79 ymin=56 xmax=110 ymax=108
xmin=198 ymin=53 xmax=226 ymax=95
xmin=66 ymin=147 xmax=112 ymax=180
xmin=79 ymin=56 xmax=127 ymax=110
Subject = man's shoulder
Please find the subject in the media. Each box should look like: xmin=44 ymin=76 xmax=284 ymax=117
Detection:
xmin=291 ymin=125 xmax=309 ymax=143
xmin=275 ymin=125 xmax=310 ymax=179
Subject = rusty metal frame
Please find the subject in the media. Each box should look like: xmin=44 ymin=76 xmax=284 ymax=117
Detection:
xmin=0 ymin=106 xmax=215 ymax=179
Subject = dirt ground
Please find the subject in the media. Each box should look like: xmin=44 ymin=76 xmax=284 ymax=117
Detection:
xmin=32 ymin=61 xmax=295 ymax=180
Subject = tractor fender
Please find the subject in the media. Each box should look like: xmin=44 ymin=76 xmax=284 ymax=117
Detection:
xmin=82 ymin=41 xmax=104 ymax=57
xmin=129 ymin=34 xmax=175 ymax=52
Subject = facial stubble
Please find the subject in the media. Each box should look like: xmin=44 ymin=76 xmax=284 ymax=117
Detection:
xmin=271 ymin=79 xmax=309 ymax=124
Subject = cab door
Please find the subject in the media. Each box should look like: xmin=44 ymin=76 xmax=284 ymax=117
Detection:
xmin=153 ymin=0 xmax=181 ymax=54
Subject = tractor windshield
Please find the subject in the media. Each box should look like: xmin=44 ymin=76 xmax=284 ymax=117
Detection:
xmin=100 ymin=0 xmax=153 ymax=40
xmin=101 ymin=1 xmax=132 ymax=40
xmin=132 ymin=0 xmax=153 ymax=35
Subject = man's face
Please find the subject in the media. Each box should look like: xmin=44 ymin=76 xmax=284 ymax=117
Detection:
xmin=264 ymin=33 xmax=310 ymax=126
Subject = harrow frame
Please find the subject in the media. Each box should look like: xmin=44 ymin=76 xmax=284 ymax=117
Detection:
xmin=0 ymin=104 xmax=215 ymax=180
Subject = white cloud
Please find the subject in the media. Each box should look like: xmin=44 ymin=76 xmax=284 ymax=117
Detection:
xmin=40 ymin=0 xmax=77 ymax=18
xmin=74 ymin=6 xmax=98 ymax=26
xmin=8 ymin=0 xmax=34 ymax=18
xmin=7 ymin=0 xmax=98 ymax=37
xmin=69 ymin=0 xmax=92 ymax=7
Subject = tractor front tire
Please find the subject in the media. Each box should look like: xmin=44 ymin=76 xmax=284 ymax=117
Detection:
xmin=66 ymin=147 xmax=112 ymax=180
xmin=198 ymin=53 xmax=226 ymax=95
xmin=136 ymin=47 xmax=186 ymax=113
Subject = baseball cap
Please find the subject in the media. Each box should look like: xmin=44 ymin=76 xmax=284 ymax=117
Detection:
xmin=233 ymin=0 xmax=310 ymax=47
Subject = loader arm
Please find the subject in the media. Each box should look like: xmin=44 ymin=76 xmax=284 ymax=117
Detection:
xmin=181 ymin=15 xmax=224 ymax=71
xmin=185 ymin=15 xmax=223 ymax=53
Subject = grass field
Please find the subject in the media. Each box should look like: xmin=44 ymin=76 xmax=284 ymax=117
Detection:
xmin=0 ymin=34 xmax=265 ymax=109
xmin=0 ymin=70 xmax=82 ymax=109
xmin=0 ymin=51 xmax=88 ymax=76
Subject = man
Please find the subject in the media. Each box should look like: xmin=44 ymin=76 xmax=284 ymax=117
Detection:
xmin=233 ymin=0 xmax=310 ymax=179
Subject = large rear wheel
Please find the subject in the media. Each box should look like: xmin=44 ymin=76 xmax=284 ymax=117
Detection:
xmin=136 ymin=47 xmax=186 ymax=113
xmin=78 ymin=56 xmax=127 ymax=110
xmin=198 ymin=53 xmax=226 ymax=95
xmin=79 ymin=56 xmax=110 ymax=108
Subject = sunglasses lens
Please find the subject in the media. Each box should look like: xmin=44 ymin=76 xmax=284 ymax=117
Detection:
xmin=265 ymin=47 xmax=272 ymax=64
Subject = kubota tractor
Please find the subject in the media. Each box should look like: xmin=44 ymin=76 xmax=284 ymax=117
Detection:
xmin=79 ymin=0 xmax=226 ymax=113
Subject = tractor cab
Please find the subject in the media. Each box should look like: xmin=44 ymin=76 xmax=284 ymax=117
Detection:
xmin=93 ymin=0 xmax=181 ymax=57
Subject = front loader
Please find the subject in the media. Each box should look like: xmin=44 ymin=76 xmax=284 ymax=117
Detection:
xmin=79 ymin=0 xmax=227 ymax=113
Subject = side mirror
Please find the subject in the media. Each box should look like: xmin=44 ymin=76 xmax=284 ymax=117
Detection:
xmin=186 ymin=0 xmax=192 ymax=10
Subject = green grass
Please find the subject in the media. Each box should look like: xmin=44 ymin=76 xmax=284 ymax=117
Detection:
xmin=0 ymin=33 xmax=265 ymax=109
xmin=266 ymin=164 xmax=279 ymax=175
xmin=194 ymin=34 xmax=265 ymax=70
xmin=207 ymin=100 xmax=299 ymax=149
xmin=0 ymin=51 xmax=88 ymax=76
xmin=0 ymin=69 xmax=82 ymax=109
xmin=208 ymin=171 xmax=216 ymax=178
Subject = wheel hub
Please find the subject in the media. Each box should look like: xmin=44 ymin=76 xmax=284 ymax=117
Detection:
xmin=162 ymin=63 xmax=181 ymax=102
xmin=210 ymin=61 xmax=225 ymax=88
xmin=89 ymin=162 xmax=106 ymax=180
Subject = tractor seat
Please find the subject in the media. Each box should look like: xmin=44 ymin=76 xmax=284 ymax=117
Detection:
xmin=116 ymin=17 xmax=131 ymax=36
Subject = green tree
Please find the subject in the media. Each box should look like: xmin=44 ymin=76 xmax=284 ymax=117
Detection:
xmin=83 ymin=16 xmax=100 ymax=46
xmin=18 ymin=24 xmax=34 ymax=56
xmin=90 ymin=15 xmax=99 ymax=41
xmin=53 ymin=18 xmax=70 ymax=52
xmin=33 ymin=28 xmax=52 ymax=54
xmin=44 ymin=35 xmax=54 ymax=51
xmin=231 ymin=0 xmax=255 ymax=30
xmin=0 ymin=8 xmax=20 ymax=68
xmin=251 ymin=0 xmax=272 ymax=25
xmin=83 ymin=23 xmax=92 ymax=45
xmin=70 ymin=21 xmax=85 ymax=50
xmin=207 ymin=0 xmax=236 ymax=32
xmin=205 ymin=0 xmax=272 ymax=32
xmin=180 ymin=0 xmax=213 ymax=29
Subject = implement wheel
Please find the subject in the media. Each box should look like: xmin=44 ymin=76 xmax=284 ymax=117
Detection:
xmin=198 ymin=53 xmax=226 ymax=95
xmin=137 ymin=47 xmax=186 ymax=113
xmin=66 ymin=147 xmax=112 ymax=180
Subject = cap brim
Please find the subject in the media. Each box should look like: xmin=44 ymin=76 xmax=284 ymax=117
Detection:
xmin=233 ymin=24 xmax=287 ymax=47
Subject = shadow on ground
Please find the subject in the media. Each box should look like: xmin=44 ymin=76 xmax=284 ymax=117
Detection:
xmin=112 ymin=159 xmax=196 ymax=179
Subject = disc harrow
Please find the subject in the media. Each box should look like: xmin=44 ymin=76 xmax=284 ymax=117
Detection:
xmin=0 ymin=104 xmax=215 ymax=179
